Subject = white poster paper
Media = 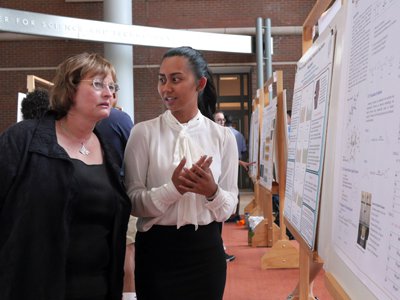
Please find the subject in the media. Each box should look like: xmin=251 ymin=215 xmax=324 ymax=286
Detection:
xmin=248 ymin=107 xmax=260 ymax=180
xmin=332 ymin=1 xmax=400 ymax=299
xmin=284 ymin=32 xmax=335 ymax=249
xmin=259 ymin=97 xmax=277 ymax=189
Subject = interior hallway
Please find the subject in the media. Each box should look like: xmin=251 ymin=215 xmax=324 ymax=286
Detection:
xmin=222 ymin=191 xmax=333 ymax=300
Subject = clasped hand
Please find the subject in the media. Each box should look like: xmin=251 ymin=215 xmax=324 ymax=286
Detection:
xmin=172 ymin=155 xmax=218 ymax=198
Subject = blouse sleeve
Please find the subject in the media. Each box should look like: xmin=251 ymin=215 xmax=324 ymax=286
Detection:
xmin=124 ymin=123 xmax=181 ymax=217
xmin=204 ymin=128 xmax=239 ymax=221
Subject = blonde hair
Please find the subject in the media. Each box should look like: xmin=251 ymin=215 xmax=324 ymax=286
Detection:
xmin=50 ymin=52 xmax=117 ymax=118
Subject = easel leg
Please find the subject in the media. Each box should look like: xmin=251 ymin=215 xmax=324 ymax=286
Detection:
xmin=287 ymin=251 xmax=323 ymax=300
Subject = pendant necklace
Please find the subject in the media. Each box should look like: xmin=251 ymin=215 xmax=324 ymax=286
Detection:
xmin=78 ymin=143 xmax=90 ymax=156
xmin=60 ymin=120 xmax=91 ymax=156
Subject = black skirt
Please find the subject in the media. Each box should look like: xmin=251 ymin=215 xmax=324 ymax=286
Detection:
xmin=135 ymin=222 xmax=226 ymax=300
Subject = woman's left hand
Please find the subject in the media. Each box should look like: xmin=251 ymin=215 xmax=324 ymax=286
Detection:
xmin=178 ymin=156 xmax=217 ymax=197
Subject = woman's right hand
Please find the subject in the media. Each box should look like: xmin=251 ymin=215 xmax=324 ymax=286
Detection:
xmin=171 ymin=156 xmax=213 ymax=194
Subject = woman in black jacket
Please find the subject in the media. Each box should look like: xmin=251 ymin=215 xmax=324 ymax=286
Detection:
xmin=0 ymin=52 xmax=131 ymax=300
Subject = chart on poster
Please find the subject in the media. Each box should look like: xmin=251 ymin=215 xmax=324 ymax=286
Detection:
xmin=331 ymin=0 xmax=400 ymax=299
xmin=284 ymin=32 xmax=335 ymax=249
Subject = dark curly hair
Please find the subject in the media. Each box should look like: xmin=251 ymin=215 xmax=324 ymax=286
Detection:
xmin=21 ymin=88 xmax=50 ymax=120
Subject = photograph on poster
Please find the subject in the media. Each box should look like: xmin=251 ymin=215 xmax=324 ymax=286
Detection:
xmin=357 ymin=191 xmax=372 ymax=249
xmin=313 ymin=79 xmax=320 ymax=110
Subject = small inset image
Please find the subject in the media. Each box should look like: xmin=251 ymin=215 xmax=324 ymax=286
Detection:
xmin=357 ymin=191 xmax=372 ymax=249
xmin=313 ymin=79 xmax=320 ymax=110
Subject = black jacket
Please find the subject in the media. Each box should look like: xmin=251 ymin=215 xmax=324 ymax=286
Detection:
xmin=0 ymin=112 xmax=131 ymax=300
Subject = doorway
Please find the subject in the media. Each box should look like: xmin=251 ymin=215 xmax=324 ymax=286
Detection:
xmin=213 ymin=72 xmax=252 ymax=190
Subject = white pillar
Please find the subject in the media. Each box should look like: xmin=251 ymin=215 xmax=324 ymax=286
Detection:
xmin=103 ymin=0 xmax=134 ymax=122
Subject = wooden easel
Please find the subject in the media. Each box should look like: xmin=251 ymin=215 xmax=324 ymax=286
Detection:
xmin=245 ymin=89 xmax=270 ymax=247
xmin=244 ymin=94 xmax=262 ymax=217
xmin=251 ymin=71 xmax=297 ymax=250
xmin=26 ymin=75 xmax=53 ymax=92
xmin=284 ymin=220 xmax=323 ymax=300
xmin=243 ymin=86 xmax=274 ymax=247
xmin=250 ymin=81 xmax=273 ymax=248
xmin=261 ymin=70 xmax=299 ymax=268
xmin=251 ymin=73 xmax=281 ymax=248
xmin=282 ymin=1 xmax=337 ymax=299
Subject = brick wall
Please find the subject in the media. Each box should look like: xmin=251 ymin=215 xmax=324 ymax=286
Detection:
xmin=0 ymin=0 xmax=315 ymax=132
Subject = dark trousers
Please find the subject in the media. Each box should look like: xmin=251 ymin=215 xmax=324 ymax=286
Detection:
xmin=135 ymin=222 xmax=226 ymax=300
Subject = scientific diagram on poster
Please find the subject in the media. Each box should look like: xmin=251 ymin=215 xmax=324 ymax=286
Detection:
xmin=331 ymin=0 xmax=400 ymax=299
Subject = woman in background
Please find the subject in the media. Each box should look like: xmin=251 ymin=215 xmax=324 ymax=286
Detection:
xmin=124 ymin=46 xmax=239 ymax=300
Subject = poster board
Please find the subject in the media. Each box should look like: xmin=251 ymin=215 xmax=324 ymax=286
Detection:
xmin=259 ymin=96 xmax=277 ymax=189
xmin=284 ymin=30 xmax=335 ymax=250
xmin=248 ymin=105 xmax=260 ymax=180
xmin=304 ymin=0 xmax=400 ymax=299
xmin=322 ymin=0 xmax=400 ymax=299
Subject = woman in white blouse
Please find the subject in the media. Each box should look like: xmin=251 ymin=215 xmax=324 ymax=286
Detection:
xmin=124 ymin=46 xmax=238 ymax=300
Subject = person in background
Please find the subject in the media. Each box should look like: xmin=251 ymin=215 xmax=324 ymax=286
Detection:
xmin=214 ymin=111 xmax=254 ymax=171
xmin=212 ymin=110 xmax=242 ymax=262
xmin=214 ymin=111 xmax=254 ymax=224
xmin=0 ymin=52 xmax=131 ymax=300
xmin=124 ymin=46 xmax=238 ymax=300
xmin=21 ymin=88 xmax=49 ymax=120
xmin=96 ymin=96 xmax=137 ymax=300
xmin=224 ymin=114 xmax=247 ymax=161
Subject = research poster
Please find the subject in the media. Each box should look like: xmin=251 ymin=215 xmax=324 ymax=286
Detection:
xmin=332 ymin=0 xmax=400 ymax=299
xmin=259 ymin=97 xmax=277 ymax=189
xmin=284 ymin=32 xmax=335 ymax=249
xmin=248 ymin=107 xmax=260 ymax=180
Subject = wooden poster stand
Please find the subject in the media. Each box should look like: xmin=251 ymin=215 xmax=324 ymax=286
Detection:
xmin=249 ymin=71 xmax=296 ymax=254
xmin=244 ymin=83 xmax=274 ymax=247
xmin=245 ymin=88 xmax=270 ymax=247
xmin=26 ymin=75 xmax=53 ymax=92
xmin=284 ymin=1 xmax=338 ymax=299
xmin=252 ymin=72 xmax=284 ymax=248
xmin=244 ymin=95 xmax=262 ymax=217
xmin=261 ymin=70 xmax=299 ymax=269
xmin=250 ymin=78 xmax=274 ymax=248
xmin=285 ymin=219 xmax=324 ymax=300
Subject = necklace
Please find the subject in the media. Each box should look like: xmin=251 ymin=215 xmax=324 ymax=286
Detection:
xmin=79 ymin=143 xmax=90 ymax=156
xmin=59 ymin=120 xmax=91 ymax=156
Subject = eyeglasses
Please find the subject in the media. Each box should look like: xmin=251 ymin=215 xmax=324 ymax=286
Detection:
xmin=81 ymin=78 xmax=120 ymax=93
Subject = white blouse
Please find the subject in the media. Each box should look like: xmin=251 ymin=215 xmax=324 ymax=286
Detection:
xmin=124 ymin=110 xmax=239 ymax=232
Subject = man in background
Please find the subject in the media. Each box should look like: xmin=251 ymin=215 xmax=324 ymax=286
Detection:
xmin=96 ymin=96 xmax=137 ymax=300
xmin=215 ymin=111 xmax=254 ymax=171
xmin=214 ymin=111 xmax=254 ymax=222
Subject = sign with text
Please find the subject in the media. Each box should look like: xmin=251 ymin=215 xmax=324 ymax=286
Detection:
xmin=0 ymin=8 xmax=252 ymax=53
